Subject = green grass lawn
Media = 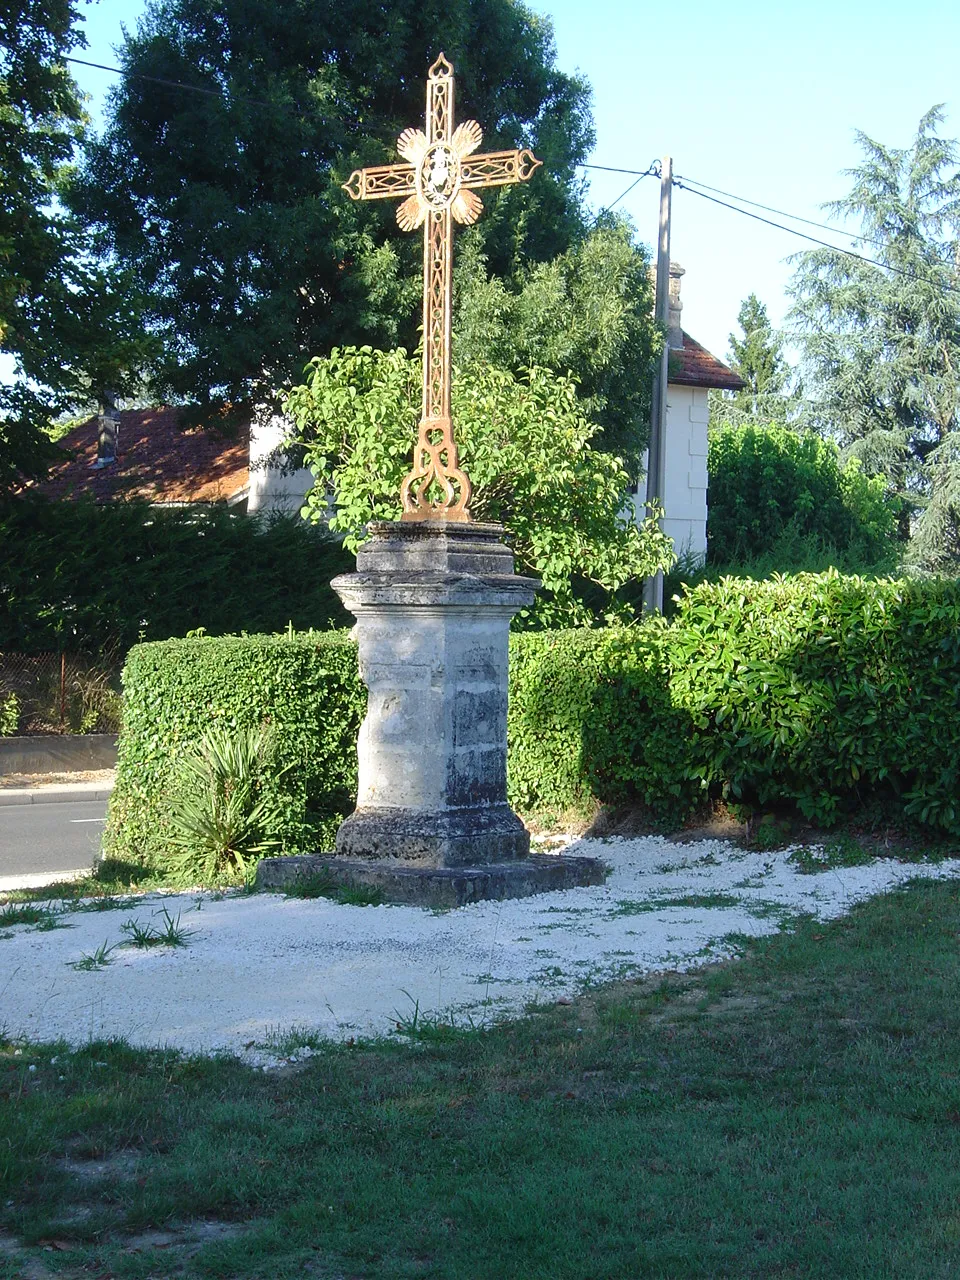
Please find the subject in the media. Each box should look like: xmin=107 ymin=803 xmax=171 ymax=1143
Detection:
xmin=3 ymin=879 xmax=960 ymax=1278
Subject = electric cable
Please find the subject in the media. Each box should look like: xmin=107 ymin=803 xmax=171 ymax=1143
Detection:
xmin=66 ymin=56 xmax=278 ymax=110
xmin=673 ymin=177 xmax=960 ymax=297
xmin=675 ymin=171 xmax=958 ymax=266
xmin=594 ymin=162 xmax=659 ymax=220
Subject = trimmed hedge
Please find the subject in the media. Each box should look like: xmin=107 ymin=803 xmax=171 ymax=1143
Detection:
xmin=668 ymin=571 xmax=960 ymax=829
xmin=106 ymin=571 xmax=960 ymax=876
xmin=507 ymin=627 xmax=698 ymax=824
xmin=103 ymin=632 xmax=365 ymax=869
xmin=511 ymin=571 xmax=960 ymax=833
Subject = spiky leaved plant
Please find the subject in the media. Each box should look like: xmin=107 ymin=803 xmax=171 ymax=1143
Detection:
xmin=166 ymin=725 xmax=286 ymax=885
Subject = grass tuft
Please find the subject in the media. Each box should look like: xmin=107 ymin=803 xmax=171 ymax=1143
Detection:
xmin=120 ymin=907 xmax=195 ymax=948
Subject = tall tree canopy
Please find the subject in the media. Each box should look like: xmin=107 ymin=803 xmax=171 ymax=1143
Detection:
xmin=788 ymin=107 xmax=960 ymax=564
xmin=726 ymin=293 xmax=790 ymax=412
xmin=0 ymin=0 xmax=84 ymax=489
xmin=709 ymin=292 xmax=800 ymax=434
xmin=73 ymin=0 xmax=594 ymax=421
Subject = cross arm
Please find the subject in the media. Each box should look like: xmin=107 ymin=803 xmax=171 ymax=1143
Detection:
xmin=342 ymin=162 xmax=416 ymax=202
xmin=460 ymin=149 xmax=542 ymax=191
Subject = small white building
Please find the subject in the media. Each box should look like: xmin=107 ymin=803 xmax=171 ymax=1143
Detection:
xmin=632 ymin=263 xmax=744 ymax=564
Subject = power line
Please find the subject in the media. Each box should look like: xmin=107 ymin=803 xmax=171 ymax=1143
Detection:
xmin=674 ymin=171 xmax=958 ymax=267
xmin=66 ymin=56 xmax=277 ymax=110
xmin=594 ymin=161 xmax=659 ymax=221
xmin=672 ymin=177 xmax=960 ymax=298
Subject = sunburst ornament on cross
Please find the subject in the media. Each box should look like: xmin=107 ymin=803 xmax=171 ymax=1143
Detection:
xmin=342 ymin=53 xmax=542 ymax=522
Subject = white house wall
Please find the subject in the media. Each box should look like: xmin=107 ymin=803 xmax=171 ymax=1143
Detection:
xmin=247 ymin=415 xmax=316 ymax=516
xmin=630 ymin=384 xmax=709 ymax=564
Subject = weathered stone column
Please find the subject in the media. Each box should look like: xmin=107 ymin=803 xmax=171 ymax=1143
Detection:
xmin=332 ymin=520 xmax=535 ymax=866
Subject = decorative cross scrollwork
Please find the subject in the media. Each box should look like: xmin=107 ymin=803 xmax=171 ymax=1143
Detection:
xmin=342 ymin=53 xmax=542 ymax=521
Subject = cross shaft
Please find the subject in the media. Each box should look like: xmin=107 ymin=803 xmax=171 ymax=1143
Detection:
xmin=343 ymin=53 xmax=541 ymax=521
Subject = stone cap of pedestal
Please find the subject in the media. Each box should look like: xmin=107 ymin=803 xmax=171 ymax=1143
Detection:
xmin=359 ymin=519 xmax=516 ymax=576
xmin=331 ymin=570 xmax=539 ymax=612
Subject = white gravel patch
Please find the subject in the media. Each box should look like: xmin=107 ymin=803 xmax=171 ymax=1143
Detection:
xmin=3 ymin=836 xmax=958 ymax=1066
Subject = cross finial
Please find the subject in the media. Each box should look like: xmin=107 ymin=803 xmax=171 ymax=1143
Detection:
xmin=342 ymin=55 xmax=541 ymax=521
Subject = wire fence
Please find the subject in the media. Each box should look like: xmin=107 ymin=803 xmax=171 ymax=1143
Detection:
xmin=0 ymin=652 xmax=122 ymax=736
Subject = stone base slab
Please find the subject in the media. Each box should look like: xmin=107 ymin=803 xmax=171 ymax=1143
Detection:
xmin=334 ymin=804 xmax=530 ymax=866
xmin=256 ymin=852 xmax=607 ymax=909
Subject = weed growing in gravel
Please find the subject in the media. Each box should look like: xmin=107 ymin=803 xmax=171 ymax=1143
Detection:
xmin=392 ymin=995 xmax=481 ymax=1043
xmin=120 ymin=908 xmax=194 ymax=948
xmin=789 ymin=836 xmax=877 ymax=874
xmin=282 ymin=874 xmax=384 ymax=907
xmin=71 ymin=940 xmax=117 ymax=971
xmin=75 ymin=896 xmax=127 ymax=913
xmin=253 ymin=1026 xmax=329 ymax=1057
xmin=611 ymin=893 xmax=742 ymax=917
xmin=0 ymin=903 xmax=56 ymax=928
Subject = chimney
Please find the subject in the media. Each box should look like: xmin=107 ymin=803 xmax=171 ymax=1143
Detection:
xmin=95 ymin=391 xmax=120 ymax=468
xmin=667 ymin=261 xmax=685 ymax=350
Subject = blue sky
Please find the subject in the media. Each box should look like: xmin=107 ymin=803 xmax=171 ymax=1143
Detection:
xmin=69 ymin=0 xmax=959 ymax=365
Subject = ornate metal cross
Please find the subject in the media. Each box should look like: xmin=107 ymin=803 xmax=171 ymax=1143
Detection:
xmin=343 ymin=53 xmax=541 ymax=521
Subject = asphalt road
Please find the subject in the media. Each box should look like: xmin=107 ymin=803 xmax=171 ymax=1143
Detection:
xmin=0 ymin=798 xmax=107 ymax=879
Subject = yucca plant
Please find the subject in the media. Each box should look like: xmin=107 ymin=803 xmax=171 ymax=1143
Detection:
xmin=166 ymin=725 xmax=287 ymax=885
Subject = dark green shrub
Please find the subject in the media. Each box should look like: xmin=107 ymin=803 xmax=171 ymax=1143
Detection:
xmin=507 ymin=627 xmax=699 ymax=824
xmin=667 ymin=571 xmax=960 ymax=830
xmin=0 ymin=495 xmax=352 ymax=655
xmin=103 ymin=633 xmax=365 ymax=876
xmin=707 ymin=423 xmax=899 ymax=569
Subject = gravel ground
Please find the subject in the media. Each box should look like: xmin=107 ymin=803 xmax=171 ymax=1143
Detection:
xmin=3 ymin=836 xmax=958 ymax=1067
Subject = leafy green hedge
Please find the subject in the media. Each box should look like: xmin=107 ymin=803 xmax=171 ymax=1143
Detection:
xmin=0 ymin=496 xmax=352 ymax=656
xmin=507 ymin=628 xmax=698 ymax=824
xmin=103 ymin=633 xmax=365 ymax=870
xmin=707 ymin=423 xmax=898 ymax=568
xmin=511 ymin=571 xmax=960 ymax=833
xmin=668 ymin=572 xmax=960 ymax=829
xmin=106 ymin=572 xmax=960 ymax=877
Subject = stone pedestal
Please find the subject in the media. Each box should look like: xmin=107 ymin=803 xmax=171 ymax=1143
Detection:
xmin=255 ymin=519 xmax=604 ymax=907
xmin=333 ymin=520 xmax=535 ymax=866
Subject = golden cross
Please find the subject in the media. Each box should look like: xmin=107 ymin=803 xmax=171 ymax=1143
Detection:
xmin=342 ymin=53 xmax=541 ymax=522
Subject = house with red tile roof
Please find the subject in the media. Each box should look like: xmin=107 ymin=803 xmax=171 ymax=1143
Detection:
xmin=32 ymin=406 xmax=250 ymax=507
xmin=27 ymin=403 xmax=317 ymax=515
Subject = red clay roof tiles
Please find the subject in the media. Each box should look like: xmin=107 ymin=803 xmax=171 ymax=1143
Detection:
xmin=31 ymin=407 xmax=249 ymax=505
xmin=669 ymin=331 xmax=745 ymax=391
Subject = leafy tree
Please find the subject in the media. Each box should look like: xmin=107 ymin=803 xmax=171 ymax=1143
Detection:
xmin=0 ymin=0 xmax=85 ymax=489
xmin=285 ymin=345 xmax=675 ymax=628
xmin=72 ymin=0 xmax=594 ymax=422
xmin=726 ymin=293 xmax=790 ymax=410
xmin=707 ymin=422 xmax=899 ymax=571
xmin=788 ymin=107 xmax=960 ymax=563
xmin=454 ymin=219 xmax=659 ymax=473
xmin=0 ymin=0 xmax=157 ymax=493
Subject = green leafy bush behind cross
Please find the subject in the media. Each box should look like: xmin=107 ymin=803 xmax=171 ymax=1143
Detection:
xmin=285 ymin=346 xmax=674 ymax=629
xmin=106 ymin=571 xmax=960 ymax=879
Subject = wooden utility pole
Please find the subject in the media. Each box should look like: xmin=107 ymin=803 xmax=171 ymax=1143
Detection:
xmin=642 ymin=154 xmax=673 ymax=615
